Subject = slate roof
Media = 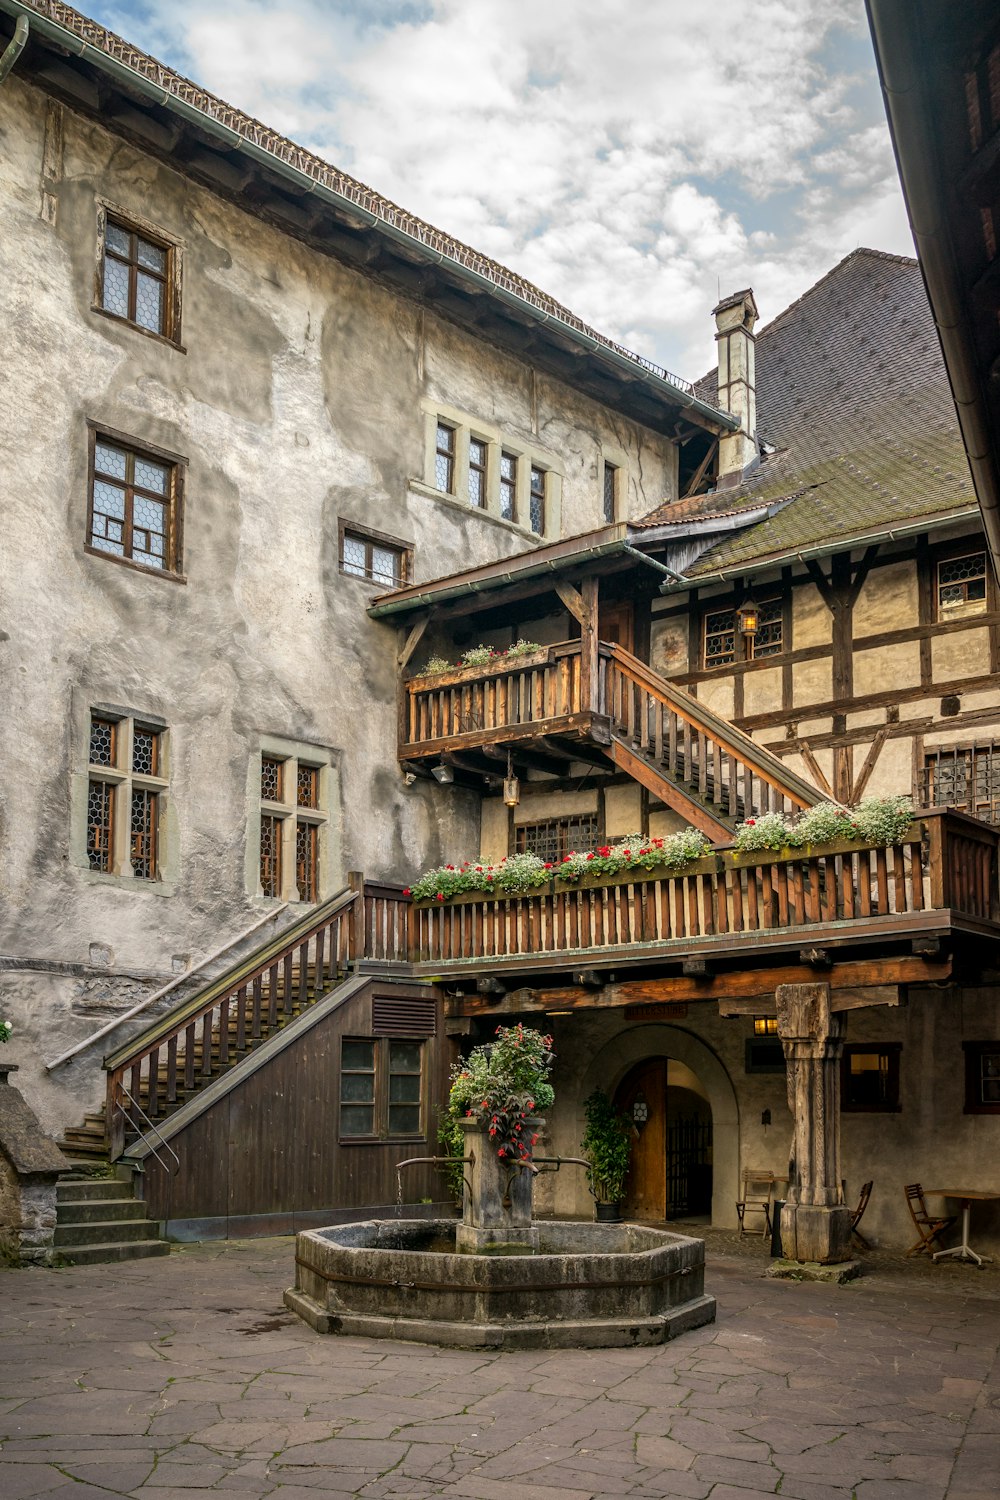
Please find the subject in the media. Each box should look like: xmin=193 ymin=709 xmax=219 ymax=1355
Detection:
xmin=636 ymin=249 xmax=977 ymax=574
xmin=12 ymin=0 xmax=699 ymax=400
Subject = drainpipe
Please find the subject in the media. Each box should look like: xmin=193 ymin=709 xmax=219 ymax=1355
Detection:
xmin=621 ymin=543 xmax=690 ymax=591
xmin=0 ymin=13 xmax=27 ymax=84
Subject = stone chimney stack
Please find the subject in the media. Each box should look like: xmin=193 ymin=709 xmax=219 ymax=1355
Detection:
xmin=713 ymin=288 xmax=759 ymax=482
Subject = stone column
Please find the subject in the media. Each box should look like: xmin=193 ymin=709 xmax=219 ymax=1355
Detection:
xmin=455 ymin=1117 xmax=540 ymax=1253
xmin=776 ymin=983 xmax=852 ymax=1264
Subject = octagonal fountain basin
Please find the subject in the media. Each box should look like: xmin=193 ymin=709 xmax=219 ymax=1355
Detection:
xmin=284 ymin=1218 xmax=716 ymax=1350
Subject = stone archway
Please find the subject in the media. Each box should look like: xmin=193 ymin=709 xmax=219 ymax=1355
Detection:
xmin=579 ymin=1025 xmax=741 ymax=1229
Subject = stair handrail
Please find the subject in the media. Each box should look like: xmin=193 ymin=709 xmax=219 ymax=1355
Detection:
xmin=45 ymin=904 xmax=290 ymax=1072
xmin=602 ymin=642 xmax=829 ymax=809
xmin=114 ymin=1083 xmax=181 ymax=1175
xmin=103 ymin=883 xmax=360 ymax=1074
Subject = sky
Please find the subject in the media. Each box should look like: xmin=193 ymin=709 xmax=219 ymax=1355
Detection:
xmin=84 ymin=0 xmax=913 ymax=383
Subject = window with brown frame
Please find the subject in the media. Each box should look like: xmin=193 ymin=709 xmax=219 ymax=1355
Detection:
xmin=339 ymin=1036 xmax=424 ymax=1139
xmin=339 ymin=523 xmax=410 ymax=588
xmin=500 ymin=450 xmax=517 ymax=521
xmin=936 ymin=551 xmax=988 ymax=619
xmin=468 ymin=438 xmax=488 ymax=509
xmin=841 ymin=1044 xmax=901 ymax=1112
xmin=259 ymin=750 xmax=326 ymax=901
xmin=529 ymin=465 xmax=546 ymax=535
xmin=435 ymin=422 xmax=455 ymax=494
xmin=603 ymin=461 xmax=618 ymax=524
xmin=963 ymin=1041 xmax=1000 ymax=1113
xmin=88 ymin=433 xmax=182 ymax=576
xmin=86 ymin=712 xmax=167 ymax=879
xmin=923 ymin=742 xmax=1000 ymax=824
xmin=514 ymin=814 xmax=599 ymax=864
xmin=702 ymin=599 xmax=782 ymax=669
xmin=99 ymin=215 xmax=175 ymax=339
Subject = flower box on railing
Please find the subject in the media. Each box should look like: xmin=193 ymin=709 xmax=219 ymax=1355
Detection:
xmin=723 ymin=822 xmax=925 ymax=870
xmin=407 ymin=647 xmax=554 ymax=692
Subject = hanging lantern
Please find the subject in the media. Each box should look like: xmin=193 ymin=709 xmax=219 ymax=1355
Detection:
xmin=502 ymin=750 xmax=520 ymax=808
xmin=736 ymin=598 xmax=759 ymax=638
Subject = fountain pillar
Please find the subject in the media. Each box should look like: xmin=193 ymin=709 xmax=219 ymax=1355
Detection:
xmin=455 ymin=1118 xmax=541 ymax=1254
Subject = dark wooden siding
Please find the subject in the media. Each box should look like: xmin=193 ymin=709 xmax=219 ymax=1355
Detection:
xmin=144 ymin=980 xmax=453 ymax=1232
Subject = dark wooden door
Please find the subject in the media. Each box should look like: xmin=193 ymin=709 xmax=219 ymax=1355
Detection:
xmin=615 ymin=1059 xmax=667 ymax=1219
xmin=598 ymin=601 xmax=634 ymax=654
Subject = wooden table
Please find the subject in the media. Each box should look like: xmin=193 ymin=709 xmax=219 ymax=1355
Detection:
xmin=925 ymin=1189 xmax=1000 ymax=1265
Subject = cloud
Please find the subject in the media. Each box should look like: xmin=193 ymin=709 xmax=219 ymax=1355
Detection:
xmin=90 ymin=0 xmax=912 ymax=380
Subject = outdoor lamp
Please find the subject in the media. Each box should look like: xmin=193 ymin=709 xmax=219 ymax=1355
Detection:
xmin=736 ymin=598 xmax=759 ymax=638
xmin=431 ymin=764 xmax=454 ymax=785
xmin=502 ymin=749 xmax=520 ymax=808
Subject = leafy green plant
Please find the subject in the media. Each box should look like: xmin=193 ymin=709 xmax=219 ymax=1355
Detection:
xmin=505 ymin=638 xmax=543 ymax=659
xmin=419 ymin=641 xmax=543 ymax=676
xmin=732 ymin=796 xmax=914 ymax=853
xmin=445 ymin=1023 xmax=555 ymax=1165
xmin=422 ymin=655 xmax=453 ymax=675
xmin=0 ymin=1020 xmax=10 ymax=1043
xmin=581 ymin=1090 xmax=634 ymax=1204
xmin=436 ymin=1108 xmax=467 ymax=1201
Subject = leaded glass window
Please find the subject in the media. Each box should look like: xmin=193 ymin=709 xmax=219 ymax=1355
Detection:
xmin=937 ymin=552 xmax=988 ymax=619
xmin=297 ymin=765 xmax=318 ymax=808
xmin=132 ymin=726 xmax=160 ymax=776
xmin=260 ymin=814 xmax=282 ymax=898
xmin=924 ymin=743 xmax=1000 ymax=824
xmin=704 ymin=608 xmax=737 ymax=669
xmin=87 ymin=780 xmax=114 ymax=872
xmin=295 ymin=820 xmax=317 ymax=903
xmin=515 ymin=815 xmax=599 ymax=864
xmin=603 ymin=462 xmax=617 ymax=524
xmin=339 ymin=526 xmax=407 ymax=588
xmin=130 ymin=788 xmax=158 ymax=880
xmin=89 ymin=717 xmax=117 ymax=768
xmin=258 ymin=747 xmax=327 ymax=902
xmin=703 ymin=599 xmax=782 ymax=668
xmin=88 ymin=436 xmax=179 ymax=574
xmin=261 ymin=756 xmax=284 ymax=803
xmin=529 ymin=466 xmax=546 ymax=534
xmin=85 ymin=712 xmax=167 ymax=879
xmin=468 ymin=438 xmax=487 ymax=508
xmin=435 ymin=423 xmax=455 ymax=493
xmin=101 ymin=217 xmax=171 ymax=337
xmin=500 ymin=451 xmax=517 ymax=521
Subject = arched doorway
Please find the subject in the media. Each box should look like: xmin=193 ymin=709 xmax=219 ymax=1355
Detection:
xmin=578 ymin=1025 xmax=739 ymax=1227
xmin=615 ymin=1058 xmax=713 ymax=1220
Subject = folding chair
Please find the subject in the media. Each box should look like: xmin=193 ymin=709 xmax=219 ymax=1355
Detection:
xmin=850 ymin=1180 xmax=874 ymax=1250
xmin=736 ymin=1170 xmax=774 ymax=1236
xmin=904 ymin=1183 xmax=956 ymax=1257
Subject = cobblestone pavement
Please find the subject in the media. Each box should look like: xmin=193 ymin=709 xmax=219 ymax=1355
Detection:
xmin=1 ymin=1234 xmax=998 ymax=1499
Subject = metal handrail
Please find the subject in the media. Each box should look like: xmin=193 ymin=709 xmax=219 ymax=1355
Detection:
xmin=45 ymin=904 xmax=289 ymax=1071
xmin=115 ymin=1082 xmax=180 ymax=1175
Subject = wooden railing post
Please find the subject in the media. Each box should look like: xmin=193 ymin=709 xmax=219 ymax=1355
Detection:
xmin=924 ymin=813 xmax=947 ymax=910
xmin=347 ymin=870 xmax=365 ymax=963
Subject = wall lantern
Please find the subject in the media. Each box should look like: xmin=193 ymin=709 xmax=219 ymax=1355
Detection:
xmin=431 ymin=764 xmax=454 ymax=785
xmin=502 ymin=749 xmax=520 ymax=808
xmin=736 ymin=598 xmax=759 ymax=638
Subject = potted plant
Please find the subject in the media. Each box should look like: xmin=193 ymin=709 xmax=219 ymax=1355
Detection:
xmin=581 ymin=1089 xmax=634 ymax=1221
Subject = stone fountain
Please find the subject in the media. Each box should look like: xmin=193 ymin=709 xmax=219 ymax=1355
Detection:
xmin=284 ymin=1118 xmax=716 ymax=1349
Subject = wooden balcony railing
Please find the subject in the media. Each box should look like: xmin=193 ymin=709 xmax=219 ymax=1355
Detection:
xmin=406 ymin=810 xmax=999 ymax=967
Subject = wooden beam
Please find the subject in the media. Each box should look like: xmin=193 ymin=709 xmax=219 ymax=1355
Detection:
xmin=795 ymin=739 xmax=835 ymax=800
xmin=607 ymin=737 xmax=732 ymax=840
xmin=554 ymin=581 xmax=587 ymax=623
xmin=681 ymin=439 xmax=718 ymax=499
xmin=720 ymin=984 xmax=904 ymax=1016
xmin=852 ymin=726 xmax=888 ymax=801
xmin=398 ymin=615 xmax=431 ymax=671
xmin=799 ymin=948 xmax=832 ymax=968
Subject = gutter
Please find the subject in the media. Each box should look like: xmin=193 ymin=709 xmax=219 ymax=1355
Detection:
xmin=0 ymin=0 xmax=738 ymax=436
xmin=0 ymin=10 xmax=26 ymax=82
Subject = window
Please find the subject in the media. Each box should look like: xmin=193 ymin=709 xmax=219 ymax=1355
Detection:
xmin=529 ymin=466 xmax=546 ymax=535
xmin=500 ymin=451 xmax=517 ymax=521
xmin=339 ymin=522 xmax=410 ymax=589
xmin=963 ymin=1041 xmax=1000 ymax=1113
xmin=514 ymin=814 xmax=599 ymax=864
xmin=86 ymin=712 xmax=168 ymax=879
xmin=745 ymin=1038 xmax=785 ymax=1074
xmin=468 ymin=438 xmax=488 ymax=509
xmin=841 ymin=1044 xmax=901 ymax=1112
xmin=702 ymin=599 xmax=782 ymax=669
xmin=258 ymin=749 xmax=327 ymax=901
xmin=937 ymin=552 xmax=988 ymax=619
xmin=603 ymin=462 xmax=618 ymax=524
xmin=435 ymin=423 xmax=455 ymax=494
xmin=339 ymin=1037 xmax=424 ymax=1139
xmin=923 ymin=743 xmax=1000 ymax=823
xmin=99 ymin=215 xmax=175 ymax=339
xmin=87 ymin=432 xmax=182 ymax=576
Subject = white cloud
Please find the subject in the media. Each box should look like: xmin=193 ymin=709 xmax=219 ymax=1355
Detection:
xmin=92 ymin=0 xmax=913 ymax=380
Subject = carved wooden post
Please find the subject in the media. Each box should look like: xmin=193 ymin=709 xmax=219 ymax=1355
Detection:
xmin=776 ymin=981 xmax=852 ymax=1264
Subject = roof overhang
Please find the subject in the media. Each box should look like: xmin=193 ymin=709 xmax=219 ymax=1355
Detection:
xmin=0 ymin=0 xmax=739 ymax=443
xmin=865 ymin=0 xmax=1000 ymax=578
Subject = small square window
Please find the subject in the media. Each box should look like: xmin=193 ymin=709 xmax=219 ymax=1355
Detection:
xmin=937 ymin=552 xmax=988 ymax=620
xmin=841 ymin=1044 xmax=901 ymax=1112
xmin=99 ymin=214 xmax=176 ymax=340
xmin=340 ymin=1037 xmax=424 ymax=1139
xmin=339 ymin=523 xmax=410 ymax=589
xmin=87 ymin=432 xmax=182 ymax=577
xmin=963 ymin=1041 xmax=1000 ymax=1113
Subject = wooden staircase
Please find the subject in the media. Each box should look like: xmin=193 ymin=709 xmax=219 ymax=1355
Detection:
xmin=600 ymin=644 xmax=825 ymax=838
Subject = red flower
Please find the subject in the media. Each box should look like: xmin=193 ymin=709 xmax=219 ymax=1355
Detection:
xmin=436 ymin=893 xmax=445 ymax=902
xmin=624 ymin=849 xmax=631 ymax=859
xmin=402 ymin=888 xmax=411 ymax=897
xmin=586 ymin=852 xmax=595 ymax=860
xmin=598 ymin=846 xmax=611 ymax=857
xmin=563 ymin=854 xmax=572 ymax=862
xmin=746 ymin=818 xmax=756 ymax=826
xmin=543 ymin=862 xmax=553 ymax=869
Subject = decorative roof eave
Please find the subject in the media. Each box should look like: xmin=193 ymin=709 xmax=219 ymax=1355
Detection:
xmin=0 ymin=0 xmax=739 ymax=438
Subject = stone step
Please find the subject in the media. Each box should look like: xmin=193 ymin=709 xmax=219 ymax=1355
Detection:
xmin=54 ymin=1216 xmax=160 ymax=1247
xmin=56 ymin=1179 xmax=130 ymax=1203
xmin=56 ymin=1197 xmax=146 ymax=1224
xmin=54 ymin=1239 xmax=171 ymax=1266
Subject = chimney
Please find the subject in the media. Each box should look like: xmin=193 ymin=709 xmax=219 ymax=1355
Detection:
xmin=713 ymin=288 xmax=758 ymax=482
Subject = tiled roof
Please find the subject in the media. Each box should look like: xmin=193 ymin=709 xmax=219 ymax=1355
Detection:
xmin=13 ymin=0 xmax=699 ymax=399
xmin=639 ymin=249 xmax=975 ymax=573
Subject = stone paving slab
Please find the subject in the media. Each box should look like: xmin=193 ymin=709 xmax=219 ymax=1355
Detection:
xmin=0 ymin=1238 xmax=998 ymax=1499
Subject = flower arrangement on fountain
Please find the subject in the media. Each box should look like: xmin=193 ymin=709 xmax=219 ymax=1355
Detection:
xmin=442 ymin=1023 xmax=555 ymax=1169
xmin=406 ymin=828 xmax=712 ymax=902
xmin=732 ymin=795 xmax=914 ymax=853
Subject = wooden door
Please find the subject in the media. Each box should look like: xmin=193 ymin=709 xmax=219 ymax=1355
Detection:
xmin=615 ymin=1059 xmax=667 ymax=1219
xmin=598 ymin=601 xmax=634 ymax=654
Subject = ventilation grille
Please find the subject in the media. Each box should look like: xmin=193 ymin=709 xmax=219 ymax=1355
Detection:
xmin=372 ymin=994 xmax=437 ymax=1036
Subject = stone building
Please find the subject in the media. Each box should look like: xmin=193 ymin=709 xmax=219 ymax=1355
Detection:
xmin=1 ymin=0 xmax=998 ymax=1259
